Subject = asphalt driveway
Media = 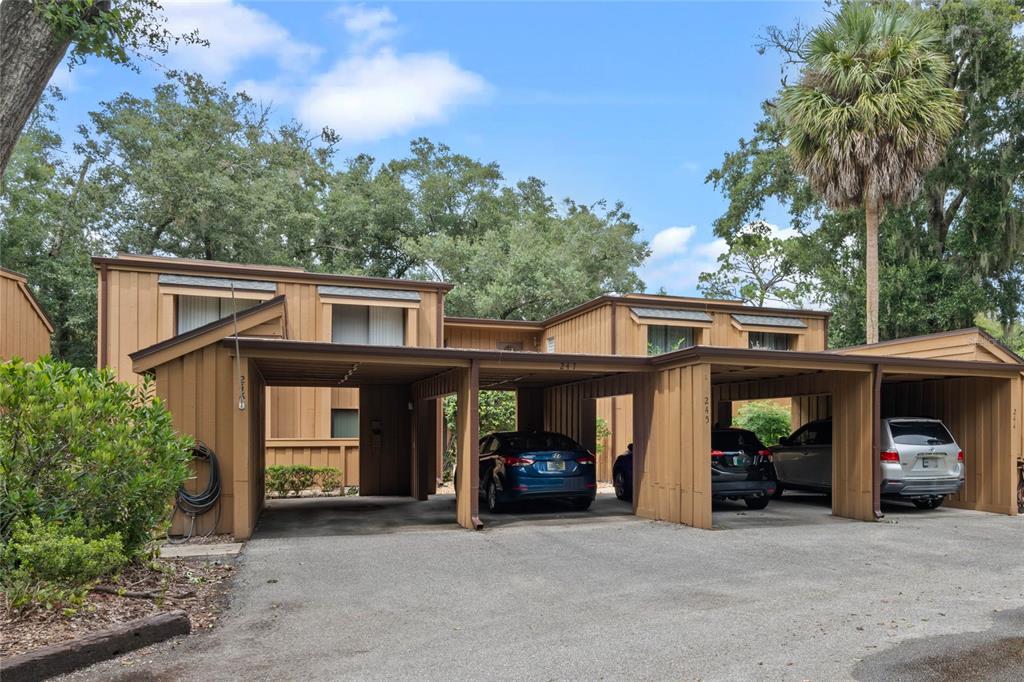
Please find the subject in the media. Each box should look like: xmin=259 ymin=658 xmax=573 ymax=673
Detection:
xmin=66 ymin=493 xmax=1024 ymax=681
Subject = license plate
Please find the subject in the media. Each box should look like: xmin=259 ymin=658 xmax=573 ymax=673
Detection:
xmin=547 ymin=461 xmax=565 ymax=472
xmin=922 ymin=457 xmax=940 ymax=468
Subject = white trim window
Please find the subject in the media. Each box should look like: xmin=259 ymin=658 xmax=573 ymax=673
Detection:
xmin=546 ymin=336 xmax=556 ymax=353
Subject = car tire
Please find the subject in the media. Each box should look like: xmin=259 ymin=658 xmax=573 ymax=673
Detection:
xmin=613 ymin=471 xmax=630 ymax=501
xmin=745 ymin=496 xmax=770 ymax=510
xmin=486 ymin=480 xmax=503 ymax=513
xmin=913 ymin=496 xmax=944 ymax=510
xmin=570 ymin=497 xmax=593 ymax=512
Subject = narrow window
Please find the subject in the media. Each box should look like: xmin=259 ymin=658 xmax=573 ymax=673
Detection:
xmin=496 ymin=341 xmax=523 ymax=351
xmin=647 ymin=325 xmax=694 ymax=355
xmin=748 ymin=332 xmax=793 ymax=351
xmin=331 ymin=409 xmax=359 ymax=438
xmin=546 ymin=336 xmax=555 ymax=353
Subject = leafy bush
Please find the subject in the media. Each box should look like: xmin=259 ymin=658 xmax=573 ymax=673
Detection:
xmin=266 ymin=465 xmax=291 ymax=497
xmin=318 ymin=468 xmax=342 ymax=493
xmin=733 ymin=400 xmax=792 ymax=446
xmin=595 ymin=416 xmax=611 ymax=455
xmin=2 ymin=517 xmax=127 ymax=610
xmin=0 ymin=358 xmax=192 ymax=556
xmin=265 ymin=465 xmax=343 ymax=497
xmin=442 ymin=390 xmax=516 ymax=479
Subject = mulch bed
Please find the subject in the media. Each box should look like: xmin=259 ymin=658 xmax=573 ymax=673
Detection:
xmin=1 ymin=558 xmax=235 ymax=659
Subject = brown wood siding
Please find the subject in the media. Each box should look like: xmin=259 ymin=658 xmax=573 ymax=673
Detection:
xmin=543 ymin=304 xmax=613 ymax=354
xmin=358 ymin=385 xmax=412 ymax=496
xmin=0 ymin=273 xmax=52 ymax=361
xmin=882 ymin=377 xmax=1019 ymax=515
xmin=633 ymin=365 xmax=713 ymax=528
xmin=445 ymin=325 xmax=540 ymax=351
xmin=791 ymin=394 xmax=833 ymax=429
xmin=830 ymin=371 xmax=876 ymax=521
xmin=156 ymin=345 xmax=241 ymax=537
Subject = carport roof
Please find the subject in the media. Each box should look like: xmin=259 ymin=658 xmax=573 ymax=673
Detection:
xmin=201 ymin=337 xmax=1024 ymax=390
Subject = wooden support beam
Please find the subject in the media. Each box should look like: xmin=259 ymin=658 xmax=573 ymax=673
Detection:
xmin=455 ymin=361 xmax=482 ymax=529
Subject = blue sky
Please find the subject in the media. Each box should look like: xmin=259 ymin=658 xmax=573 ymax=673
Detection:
xmin=48 ymin=1 xmax=829 ymax=296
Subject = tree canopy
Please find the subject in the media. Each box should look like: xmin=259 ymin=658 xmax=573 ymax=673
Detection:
xmin=705 ymin=0 xmax=1024 ymax=349
xmin=0 ymin=76 xmax=649 ymax=365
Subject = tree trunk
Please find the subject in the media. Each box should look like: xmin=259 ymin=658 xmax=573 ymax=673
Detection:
xmin=0 ymin=0 xmax=73 ymax=178
xmin=864 ymin=186 xmax=881 ymax=345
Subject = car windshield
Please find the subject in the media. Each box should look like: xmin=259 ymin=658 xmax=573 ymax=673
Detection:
xmin=501 ymin=433 xmax=581 ymax=452
xmin=888 ymin=421 xmax=954 ymax=445
xmin=712 ymin=430 xmax=763 ymax=451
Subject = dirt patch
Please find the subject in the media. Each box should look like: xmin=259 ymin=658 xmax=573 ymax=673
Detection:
xmin=1 ymin=558 xmax=235 ymax=659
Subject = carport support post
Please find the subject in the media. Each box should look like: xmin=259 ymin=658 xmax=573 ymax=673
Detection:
xmin=456 ymin=360 xmax=482 ymax=530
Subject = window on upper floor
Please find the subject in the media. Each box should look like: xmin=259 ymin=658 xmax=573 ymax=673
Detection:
xmin=331 ymin=409 xmax=359 ymax=438
xmin=546 ymin=336 xmax=555 ymax=353
xmin=647 ymin=325 xmax=694 ymax=355
xmin=332 ymin=304 xmax=405 ymax=346
xmin=496 ymin=341 xmax=523 ymax=351
xmin=176 ymin=295 xmax=260 ymax=334
xmin=748 ymin=332 xmax=793 ymax=351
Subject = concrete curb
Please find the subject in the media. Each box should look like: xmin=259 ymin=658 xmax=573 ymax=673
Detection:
xmin=2 ymin=610 xmax=190 ymax=681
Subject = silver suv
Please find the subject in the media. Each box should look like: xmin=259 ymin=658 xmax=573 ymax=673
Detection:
xmin=772 ymin=418 xmax=964 ymax=510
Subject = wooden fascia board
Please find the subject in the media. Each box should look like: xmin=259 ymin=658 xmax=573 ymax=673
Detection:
xmin=318 ymin=294 xmax=418 ymax=309
xmin=730 ymin=319 xmax=807 ymax=335
xmin=132 ymin=303 xmax=285 ymax=373
xmin=158 ymin=284 xmax=275 ymax=300
xmin=16 ymin=281 xmax=54 ymax=333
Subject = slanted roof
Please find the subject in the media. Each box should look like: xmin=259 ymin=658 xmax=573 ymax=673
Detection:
xmin=833 ymin=327 xmax=1024 ymax=365
xmin=131 ymin=295 xmax=287 ymax=372
xmin=630 ymin=307 xmax=713 ymax=323
xmin=0 ymin=266 xmax=54 ymax=333
xmin=158 ymin=273 xmax=277 ymax=292
xmin=318 ymin=285 xmax=421 ymax=301
xmin=731 ymin=313 xmax=808 ymax=329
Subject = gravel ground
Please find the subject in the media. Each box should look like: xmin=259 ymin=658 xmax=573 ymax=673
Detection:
xmin=58 ymin=493 xmax=1024 ymax=681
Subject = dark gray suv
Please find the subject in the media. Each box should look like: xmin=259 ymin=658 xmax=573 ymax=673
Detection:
xmin=772 ymin=418 xmax=964 ymax=509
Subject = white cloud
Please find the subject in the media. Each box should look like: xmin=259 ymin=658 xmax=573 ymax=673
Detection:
xmin=649 ymin=226 xmax=696 ymax=259
xmin=222 ymin=4 xmax=488 ymax=142
xmin=333 ymin=4 xmax=398 ymax=51
xmin=162 ymin=0 xmax=321 ymax=79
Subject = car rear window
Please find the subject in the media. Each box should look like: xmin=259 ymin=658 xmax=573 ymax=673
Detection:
xmin=888 ymin=421 xmax=954 ymax=445
xmin=712 ymin=430 xmax=763 ymax=450
xmin=501 ymin=433 xmax=581 ymax=452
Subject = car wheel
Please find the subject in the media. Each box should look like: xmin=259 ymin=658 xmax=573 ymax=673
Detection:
xmin=613 ymin=471 xmax=630 ymax=501
xmin=913 ymin=496 xmax=944 ymax=510
xmin=570 ymin=497 xmax=592 ymax=511
xmin=486 ymin=480 xmax=503 ymax=513
xmin=745 ymin=496 xmax=770 ymax=510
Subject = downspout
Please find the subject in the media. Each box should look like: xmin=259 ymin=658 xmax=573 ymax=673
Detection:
xmin=872 ymin=363 xmax=883 ymax=519
xmin=99 ymin=264 xmax=109 ymax=368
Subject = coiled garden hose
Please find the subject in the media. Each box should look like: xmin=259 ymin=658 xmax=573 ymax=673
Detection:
xmin=166 ymin=442 xmax=222 ymax=543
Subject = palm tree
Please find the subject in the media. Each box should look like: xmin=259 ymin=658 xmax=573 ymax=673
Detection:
xmin=777 ymin=2 xmax=960 ymax=344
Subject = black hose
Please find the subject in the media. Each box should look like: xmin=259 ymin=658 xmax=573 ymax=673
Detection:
xmin=176 ymin=442 xmax=221 ymax=516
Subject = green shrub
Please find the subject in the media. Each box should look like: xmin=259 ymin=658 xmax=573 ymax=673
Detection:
xmin=595 ymin=417 xmax=611 ymax=455
xmin=266 ymin=465 xmax=291 ymax=497
xmin=317 ymin=468 xmax=342 ymax=493
xmin=265 ymin=465 xmax=343 ymax=497
xmin=0 ymin=358 xmax=192 ymax=556
xmin=733 ymin=400 xmax=792 ymax=446
xmin=2 ymin=517 xmax=127 ymax=610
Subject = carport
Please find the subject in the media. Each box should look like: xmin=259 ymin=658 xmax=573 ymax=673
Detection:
xmin=129 ymin=303 xmax=1022 ymax=539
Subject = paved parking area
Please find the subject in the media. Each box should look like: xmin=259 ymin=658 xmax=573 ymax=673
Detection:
xmin=66 ymin=493 xmax=1024 ymax=681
